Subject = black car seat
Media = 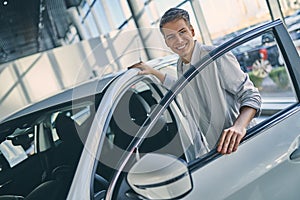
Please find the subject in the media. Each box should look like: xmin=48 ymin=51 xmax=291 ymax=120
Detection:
xmin=52 ymin=112 xmax=84 ymax=169
xmin=28 ymin=112 xmax=83 ymax=200
xmin=24 ymin=113 xmax=84 ymax=199
xmin=111 ymin=90 xmax=168 ymax=153
xmin=0 ymin=112 xmax=84 ymax=200
xmin=23 ymin=165 xmax=73 ymax=200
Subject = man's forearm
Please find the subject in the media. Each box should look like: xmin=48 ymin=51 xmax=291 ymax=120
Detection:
xmin=152 ymin=69 xmax=166 ymax=83
xmin=234 ymin=106 xmax=257 ymax=129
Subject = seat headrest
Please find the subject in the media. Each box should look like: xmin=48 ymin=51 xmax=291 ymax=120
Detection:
xmin=54 ymin=112 xmax=80 ymax=144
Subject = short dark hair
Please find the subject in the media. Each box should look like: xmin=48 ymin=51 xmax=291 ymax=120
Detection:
xmin=159 ymin=8 xmax=191 ymax=32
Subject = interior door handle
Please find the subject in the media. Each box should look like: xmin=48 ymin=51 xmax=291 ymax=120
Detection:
xmin=290 ymin=147 xmax=300 ymax=161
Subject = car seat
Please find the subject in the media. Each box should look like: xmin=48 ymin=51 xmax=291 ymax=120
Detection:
xmin=110 ymin=90 xmax=168 ymax=153
xmin=2 ymin=112 xmax=84 ymax=200
xmin=52 ymin=112 xmax=84 ymax=169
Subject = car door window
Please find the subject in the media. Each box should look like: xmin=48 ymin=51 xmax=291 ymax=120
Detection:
xmin=0 ymin=98 xmax=96 ymax=197
xmin=133 ymin=24 xmax=299 ymax=163
xmin=0 ymin=125 xmax=42 ymax=196
xmin=0 ymin=127 xmax=35 ymax=168
xmin=233 ymin=30 xmax=297 ymax=123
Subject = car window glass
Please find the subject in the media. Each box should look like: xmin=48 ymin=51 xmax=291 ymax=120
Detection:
xmin=0 ymin=127 xmax=34 ymax=168
xmin=50 ymin=104 xmax=93 ymax=145
xmin=232 ymin=31 xmax=297 ymax=123
xmin=94 ymin=79 xmax=168 ymax=191
xmin=0 ymin=102 xmax=94 ymax=169
xmin=284 ymin=9 xmax=300 ymax=56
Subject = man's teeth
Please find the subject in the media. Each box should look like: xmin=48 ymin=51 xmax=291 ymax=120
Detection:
xmin=177 ymin=45 xmax=185 ymax=50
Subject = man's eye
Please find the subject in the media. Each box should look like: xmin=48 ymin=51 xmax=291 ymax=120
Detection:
xmin=179 ymin=30 xmax=187 ymax=35
xmin=166 ymin=35 xmax=175 ymax=40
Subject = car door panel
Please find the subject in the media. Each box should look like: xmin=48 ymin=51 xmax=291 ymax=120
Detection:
xmin=183 ymin=107 xmax=300 ymax=200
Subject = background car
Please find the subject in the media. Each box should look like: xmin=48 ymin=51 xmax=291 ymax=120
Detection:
xmin=0 ymin=20 xmax=299 ymax=200
xmin=232 ymin=32 xmax=283 ymax=76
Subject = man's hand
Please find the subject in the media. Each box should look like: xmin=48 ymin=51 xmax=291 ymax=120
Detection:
xmin=217 ymin=126 xmax=246 ymax=154
xmin=217 ymin=106 xmax=256 ymax=154
xmin=128 ymin=62 xmax=166 ymax=83
xmin=128 ymin=61 xmax=154 ymax=75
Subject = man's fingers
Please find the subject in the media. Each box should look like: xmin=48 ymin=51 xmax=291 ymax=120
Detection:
xmin=217 ymin=128 xmax=228 ymax=152
xmin=232 ymin=134 xmax=243 ymax=152
xmin=227 ymin=134 xmax=237 ymax=154
xmin=127 ymin=61 xmax=144 ymax=69
xmin=217 ymin=129 xmax=233 ymax=154
xmin=138 ymin=70 xmax=147 ymax=75
xmin=218 ymin=128 xmax=246 ymax=154
xmin=218 ymin=129 xmax=246 ymax=154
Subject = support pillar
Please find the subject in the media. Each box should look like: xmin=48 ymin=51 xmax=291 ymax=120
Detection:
xmin=266 ymin=0 xmax=284 ymax=21
xmin=127 ymin=0 xmax=153 ymax=59
xmin=189 ymin=0 xmax=212 ymax=45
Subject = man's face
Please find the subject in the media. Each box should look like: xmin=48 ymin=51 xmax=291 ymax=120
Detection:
xmin=162 ymin=19 xmax=195 ymax=63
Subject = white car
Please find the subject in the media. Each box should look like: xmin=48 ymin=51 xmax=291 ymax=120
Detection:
xmin=0 ymin=19 xmax=299 ymax=200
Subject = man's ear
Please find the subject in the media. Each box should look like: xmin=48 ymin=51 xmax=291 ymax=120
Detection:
xmin=190 ymin=25 xmax=195 ymax=37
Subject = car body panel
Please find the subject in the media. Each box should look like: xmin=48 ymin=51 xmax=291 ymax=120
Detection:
xmin=184 ymin=106 xmax=300 ymax=200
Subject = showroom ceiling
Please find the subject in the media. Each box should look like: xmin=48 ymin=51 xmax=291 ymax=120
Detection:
xmin=0 ymin=0 xmax=73 ymax=64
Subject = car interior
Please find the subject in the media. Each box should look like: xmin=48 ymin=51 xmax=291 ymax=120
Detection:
xmin=0 ymin=100 xmax=96 ymax=200
xmin=0 ymin=78 xmax=184 ymax=200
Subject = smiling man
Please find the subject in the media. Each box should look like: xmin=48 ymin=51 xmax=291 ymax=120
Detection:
xmin=131 ymin=8 xmax=261 ymax=156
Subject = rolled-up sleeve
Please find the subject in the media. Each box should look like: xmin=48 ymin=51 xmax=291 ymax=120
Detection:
xmin=237 ymin=75 xmax=262 ymax=117
xmin=218 ymin=52 xmax=262 ymax=117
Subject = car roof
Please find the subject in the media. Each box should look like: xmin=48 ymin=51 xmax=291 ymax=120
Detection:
xmin=0 ymin=72 xmax=121 ymax=123
xmin=0 ymin=54 xmax=178 ymax=123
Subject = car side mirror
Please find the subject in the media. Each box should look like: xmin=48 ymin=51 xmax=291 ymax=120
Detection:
xmin=127 ymin=153 xmax=192 ymax=199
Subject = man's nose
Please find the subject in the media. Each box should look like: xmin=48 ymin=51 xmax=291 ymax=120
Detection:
xmin=174 ymin=34 xmax=184 ymax=43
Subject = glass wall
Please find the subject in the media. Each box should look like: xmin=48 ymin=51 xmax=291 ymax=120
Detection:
xmin=57 ymin=0 xmax=300 ymax=56
xmin=198 ymin=0 xmax=271 ymax=45
xmin=1 ymin=0 xmax=299 ymax=120
xmin=280 ymin=0 xmax=300 ymax=55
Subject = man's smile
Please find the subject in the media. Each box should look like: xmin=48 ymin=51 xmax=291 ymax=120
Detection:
xmin=176 ymin=43 xmax=187 ymax=50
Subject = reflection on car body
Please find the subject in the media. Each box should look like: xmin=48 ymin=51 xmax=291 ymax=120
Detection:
xmin=0 ymin=20 xmax=300 ymax=200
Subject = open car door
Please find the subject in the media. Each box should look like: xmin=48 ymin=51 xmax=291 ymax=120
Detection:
xmin=107 ymin=20 xmax=300 ymax=200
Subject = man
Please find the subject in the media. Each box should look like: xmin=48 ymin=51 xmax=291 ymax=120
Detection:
xmin=131 ymin=8 xmax=261 ymax=155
